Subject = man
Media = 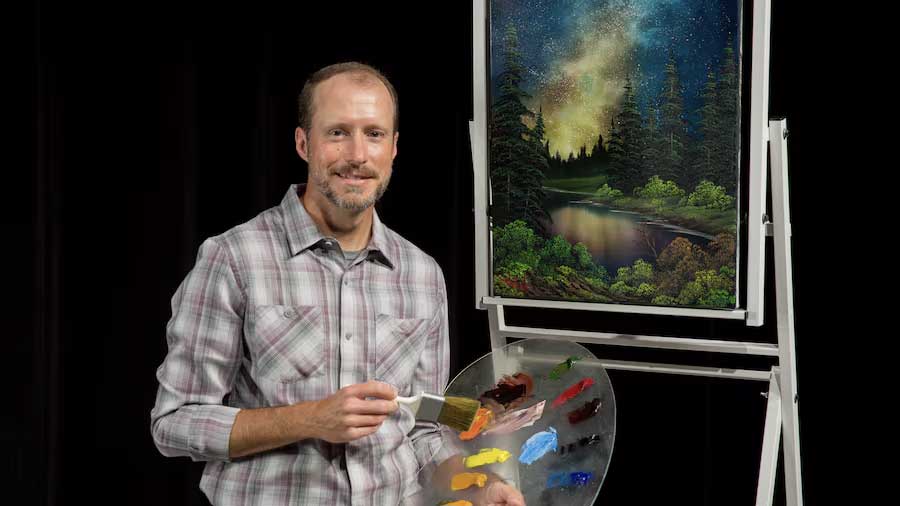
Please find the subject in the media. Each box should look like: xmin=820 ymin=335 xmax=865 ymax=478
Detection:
xmin=151 ymin=62 xmax=525 ymax=506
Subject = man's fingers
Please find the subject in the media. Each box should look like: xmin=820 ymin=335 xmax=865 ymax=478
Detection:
xmin=360 ymin=399 xmax=398 ymax=415
xmin=353 ymin=380 xmax=398 ymax=400
xmin=346 ymin=425 xmax=380 ymax=440
xmin=345 ymin=414 xmax=387 ymax=427
xmin=487 ymin=483 xmax=525 ymax=506
xmin=343 ymin=395 xmax=397 ymax=415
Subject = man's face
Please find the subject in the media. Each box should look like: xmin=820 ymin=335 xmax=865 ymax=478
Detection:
xmin=296 ymin=73 xmax=398 ymax=213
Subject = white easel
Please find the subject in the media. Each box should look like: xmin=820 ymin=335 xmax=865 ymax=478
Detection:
xmin=468 ymin=1 xmax=802 ymax=505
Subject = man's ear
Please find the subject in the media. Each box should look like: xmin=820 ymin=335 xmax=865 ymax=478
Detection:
xmin=391 ymin=131 xmax=399 ymax=161
xmin=295 ymin=127 xmax=309 ymax=162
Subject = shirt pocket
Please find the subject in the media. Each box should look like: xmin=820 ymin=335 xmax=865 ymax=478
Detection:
xmin=374 ymin=314 xmax=430 ymax=395
xmin=247 ymin=304 xmax=327 ymax=404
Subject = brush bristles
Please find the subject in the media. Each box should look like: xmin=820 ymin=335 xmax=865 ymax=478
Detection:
xmin=437 ymin=396 xmax=482 ymax=432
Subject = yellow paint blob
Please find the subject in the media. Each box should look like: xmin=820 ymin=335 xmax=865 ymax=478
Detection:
xmin=463 ymin=448 xmax=512 ymax=468
xmin=450 ymin=472 xmax=488 ymax=491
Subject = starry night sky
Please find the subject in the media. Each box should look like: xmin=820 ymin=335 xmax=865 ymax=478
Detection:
xmin=490 ymin=0 xmax=741 ymax=158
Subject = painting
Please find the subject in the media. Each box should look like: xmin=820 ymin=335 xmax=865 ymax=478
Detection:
xmin=489 ymin=0 xmax=743 ymax=309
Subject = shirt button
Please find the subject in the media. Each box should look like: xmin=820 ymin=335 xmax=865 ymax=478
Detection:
xmin=283 ymin=310 xmax=296 ymax=319
xmin=343 ymin=279 xmax=350 ymax=286
xmin=345 ymin=333 xmax=352 ymax=340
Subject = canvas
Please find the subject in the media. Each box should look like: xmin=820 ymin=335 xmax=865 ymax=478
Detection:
xmin=489 ymin=0 xmax=743 ymax=309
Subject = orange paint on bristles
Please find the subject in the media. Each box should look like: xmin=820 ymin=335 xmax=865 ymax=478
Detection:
xmin=459 ymin=407 xmax=493 ymax=441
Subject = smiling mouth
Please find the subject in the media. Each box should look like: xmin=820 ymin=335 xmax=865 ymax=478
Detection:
xmin=335 ymin=172 xmax=375 ymax=181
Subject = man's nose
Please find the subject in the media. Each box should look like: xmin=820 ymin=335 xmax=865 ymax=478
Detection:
xmin=347 ymin=134 xmax=367 ymax=165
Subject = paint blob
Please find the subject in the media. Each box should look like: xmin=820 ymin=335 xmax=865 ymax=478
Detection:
xmin=464 ymin=448 xmax=513 ymax=468
xmin=567 ymin=397 xmax=601 ymax=424
xmin=479 ymin=372 xmax=534 ymax=414
xmin=552 ymin=377 xmax=594 ymax=408
xmin=481 ymin=400 xmax=546 ymax=436
xmin=559 ymin=433 xmax=603 ymax=456
xmin=548 ymin=356 xmax=581 ymax=380
xmin=480 ymin=382 xmax=526 ymax=408
xmin=450 ymin=472 xmax=488 ymax=491
xmin=518 ymin=427 xmax=558 ymax=465
xmin=546 ymin=471 xmax=594 ymax=489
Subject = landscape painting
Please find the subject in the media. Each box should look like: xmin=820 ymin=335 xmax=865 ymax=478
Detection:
xmin=489 ymin=0 xmax=742 ymax=309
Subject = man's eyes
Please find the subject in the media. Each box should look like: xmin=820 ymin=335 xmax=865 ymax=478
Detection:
xmin=327 ymin=129 xmax=386 ymax=138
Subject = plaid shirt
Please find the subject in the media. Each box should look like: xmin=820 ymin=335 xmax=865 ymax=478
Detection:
xmin=151 ymin=184 xmax=459 ymax=505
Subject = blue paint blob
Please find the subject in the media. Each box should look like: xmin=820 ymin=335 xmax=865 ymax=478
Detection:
xmin=518 ymin=426 xmax=558 ymax=465
xmin=570 ymin=471 xmax=593 ymax=487
xmin=545 ymin=470 xmax=595 ymax=489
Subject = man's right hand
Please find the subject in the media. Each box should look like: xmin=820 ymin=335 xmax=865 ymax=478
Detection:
xmin=304 ymin=380 xmax=399 ymax=443
xmin=228 ymin=380 xmax=399 ymax=459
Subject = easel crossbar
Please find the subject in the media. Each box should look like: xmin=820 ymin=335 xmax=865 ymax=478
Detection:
xmin=513 ymin=352 xmax=776 ymax=381
xmin=499 ymin=324 xmax=779 ymax=357
xmin=482 ymin=296 xmax=747 ymax=320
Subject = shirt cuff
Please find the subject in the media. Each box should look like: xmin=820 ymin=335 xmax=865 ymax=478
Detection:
xmin=187 ymin=405 xmax=241 ymax=462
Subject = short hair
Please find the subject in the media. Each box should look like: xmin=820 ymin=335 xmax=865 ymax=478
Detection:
xmin=297 ymin=62 xmax=399 ymax=134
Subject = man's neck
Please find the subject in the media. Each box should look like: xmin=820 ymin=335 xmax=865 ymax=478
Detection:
xmin=300 ymin=191 xmax=373 ymax=252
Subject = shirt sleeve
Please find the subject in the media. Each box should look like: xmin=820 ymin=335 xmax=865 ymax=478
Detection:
xmin=406 ymin=266 xmax=467 ymax=483
xmin=150 ymin=237 xmax=245 ymax=462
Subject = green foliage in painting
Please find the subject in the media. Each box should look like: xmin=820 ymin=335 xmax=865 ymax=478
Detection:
xmin=610 ymin=281 xmax=635 ymax=297
xmin=493 ymin=220 xmax=541 ymax=271
xmin=593 ymin=183 xmax=624 ymax=201
xmin=687 ymin=180 xmax=734 ymax=210
xmin=635 ymin=176 xmax=686 ymax=200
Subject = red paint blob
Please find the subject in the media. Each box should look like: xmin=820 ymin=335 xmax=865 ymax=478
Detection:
xmin=552 ymin=377 xmax=595 ymax=408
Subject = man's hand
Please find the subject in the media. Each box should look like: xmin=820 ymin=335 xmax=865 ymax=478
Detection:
xmin=477 ymin=481 xmax=526 ymax=506
xmin=431 ymin=454 xmax=526 ymax=506
xmin=306 ymin=380 xmax=398 ymax=443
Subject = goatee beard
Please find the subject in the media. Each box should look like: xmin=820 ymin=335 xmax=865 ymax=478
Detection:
xmin=313 ymin=168 xmax=391 ymax=212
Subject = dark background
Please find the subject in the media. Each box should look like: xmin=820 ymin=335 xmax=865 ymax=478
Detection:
xmin=15 ymin=0 xmax=845 ymax=504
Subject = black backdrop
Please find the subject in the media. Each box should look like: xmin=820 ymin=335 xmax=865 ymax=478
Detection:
xmin=18 ymin=1 xmax=842 ymax=504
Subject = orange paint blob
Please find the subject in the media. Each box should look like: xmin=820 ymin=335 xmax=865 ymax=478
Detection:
xmin=450 ymin=472 xmax=488 ymax=491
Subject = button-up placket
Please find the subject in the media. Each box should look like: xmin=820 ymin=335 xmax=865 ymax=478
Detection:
xmin=337 ymin=247 xmax=374 ymax=390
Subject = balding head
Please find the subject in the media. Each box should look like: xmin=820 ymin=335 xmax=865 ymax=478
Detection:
xmin=298 ymin=62 xmax=399 ymax=134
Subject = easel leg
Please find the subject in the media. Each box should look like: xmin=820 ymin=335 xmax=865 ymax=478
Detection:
xmin=487 ymin=304 xmax=507 ymax=352
xmin=755 ymin=369 xmax=782 ymax=506
xmin=769 ymin=118 xmax=803 ymax=506
xmin=779 ymin=372 xmax=803 ymax=506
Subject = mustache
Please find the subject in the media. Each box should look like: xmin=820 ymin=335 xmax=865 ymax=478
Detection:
xmin=332 ymin=165 xmax=377 ymax=178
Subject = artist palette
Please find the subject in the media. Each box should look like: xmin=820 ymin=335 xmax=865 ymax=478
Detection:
xmin=433 ymin=338 xmax=615 ymax=506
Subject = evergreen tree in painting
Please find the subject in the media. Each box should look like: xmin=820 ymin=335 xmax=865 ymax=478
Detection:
xmin=658 ymin=51 xmax=688 ymax=186
xmin=642 ymin=102 xmax=663 ymax=185
xmin=606 ymin=115 xmax=625 ymax=188
xmin=714 ymin=34 xmax=739 ymax=195
xmin=692 ymin=69 xmax=720 ymax=189
xmin=619 ymin=75 xmax=646 ymax=193
xmin=490 ymin=24 xmax=549 ymax=234
xmin=523 ymin=106 xmax=550 ymax=233
xmin=592 ymin=132 xmax=607 ymax=165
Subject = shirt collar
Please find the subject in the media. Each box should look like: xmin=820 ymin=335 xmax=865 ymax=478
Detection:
xmin=281 ymin=184 xmax=395 ymax=269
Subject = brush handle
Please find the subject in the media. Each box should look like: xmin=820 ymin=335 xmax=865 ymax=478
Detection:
xmin=395 ymin=394 xmax=422 ymax=412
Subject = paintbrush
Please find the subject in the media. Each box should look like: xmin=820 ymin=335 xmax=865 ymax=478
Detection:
xmin=395 ymin=392 xmax=481 ymax=432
